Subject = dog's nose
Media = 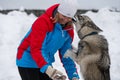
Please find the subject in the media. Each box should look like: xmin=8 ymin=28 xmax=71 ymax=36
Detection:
xmin=72 ymin=17 xmax=77 ymax=22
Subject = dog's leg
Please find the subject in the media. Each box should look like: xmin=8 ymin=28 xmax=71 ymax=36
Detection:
xmin=78 ymin=53 xmax=101 ymax=74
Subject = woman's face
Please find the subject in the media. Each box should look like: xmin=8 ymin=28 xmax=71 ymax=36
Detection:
xmin=57 ymin=13 xmax=72 ymax=25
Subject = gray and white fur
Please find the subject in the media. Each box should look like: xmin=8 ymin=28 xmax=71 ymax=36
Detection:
xmin=64 ymin=15 xmax=111 ymax=80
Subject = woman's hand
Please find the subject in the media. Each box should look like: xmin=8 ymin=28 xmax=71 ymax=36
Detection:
xmin=72 ymin=77 xmax=79 ymax=80
xmin=46 ymin=66 xmax=66 ymax=80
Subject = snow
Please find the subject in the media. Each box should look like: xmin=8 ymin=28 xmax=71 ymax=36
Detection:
xmin=0 ymin=8 xmax=120 ymax=80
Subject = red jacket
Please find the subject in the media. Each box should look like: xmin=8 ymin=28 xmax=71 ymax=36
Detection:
xmin=16 ymin=4 xmax=80 ymax=79
xmin=17 ymin=4 xmax=74 ymax=68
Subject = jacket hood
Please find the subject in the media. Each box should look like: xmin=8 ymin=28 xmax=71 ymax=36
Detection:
xmin=45 ymin=4 xmax=59 ymax=18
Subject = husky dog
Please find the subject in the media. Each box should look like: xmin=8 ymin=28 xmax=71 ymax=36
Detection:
xmin=64 ymin=15 xmax=111 ymax=80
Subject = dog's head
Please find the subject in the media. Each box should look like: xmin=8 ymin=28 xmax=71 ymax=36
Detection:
xmin=74 ymin=14 xmax=103 ymax=39
xmin=74 ymin=14 xmax=92 ymax=32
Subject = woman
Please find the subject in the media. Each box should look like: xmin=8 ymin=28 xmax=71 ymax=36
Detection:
xmin=16 ymin=1 xmax=79 ymax=80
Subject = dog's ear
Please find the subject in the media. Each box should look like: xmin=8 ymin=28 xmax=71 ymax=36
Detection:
xmin=87 ymin=21 xmax=103 ymax=32
xmin=82 ymin=15 xmax=102 ymax=32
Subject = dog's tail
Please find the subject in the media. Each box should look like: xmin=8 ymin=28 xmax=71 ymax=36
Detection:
xmin=103 ymin=67 xmax=111 ymax=80
xmin=98 ymin=64 xmax=111 ymax=80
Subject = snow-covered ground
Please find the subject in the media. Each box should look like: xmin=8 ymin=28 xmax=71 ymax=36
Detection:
xmin=0 ymin=8 xmax=120 ymax=80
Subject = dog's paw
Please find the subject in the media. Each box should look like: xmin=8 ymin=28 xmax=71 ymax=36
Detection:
xmin=63 ymin=49 xmax=77 ymax=61
xmin=63 ymin=49 xmax=73 ymax=58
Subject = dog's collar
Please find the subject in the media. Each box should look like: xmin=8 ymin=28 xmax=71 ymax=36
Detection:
xmin=81 ymin=32 xmax=98 ymax=40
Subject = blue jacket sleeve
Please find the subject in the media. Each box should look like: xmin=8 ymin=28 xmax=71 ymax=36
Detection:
xmin=59 ymin=38 xmax=79 ymax=80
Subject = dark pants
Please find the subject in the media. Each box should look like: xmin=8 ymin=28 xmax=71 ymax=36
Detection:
xmin=18 ymin=67 xmax=52 ymax=80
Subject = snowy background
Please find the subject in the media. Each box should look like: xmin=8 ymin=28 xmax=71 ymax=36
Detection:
xmin=0 ymin=0 xmax=120 ymax=10
xmin=0 ymin=7 xmax=120 ymax=80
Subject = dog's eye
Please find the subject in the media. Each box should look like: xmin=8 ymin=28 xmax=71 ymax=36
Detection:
xmin=80 ymin=16 xmax=82 ymax=18
xmin=79 ymin=16 xmax=83 ymax=19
